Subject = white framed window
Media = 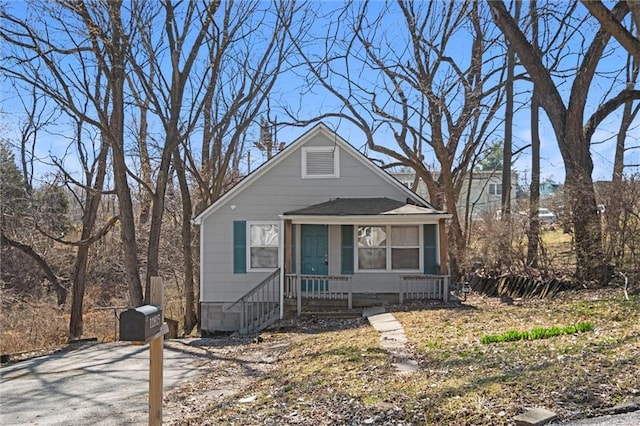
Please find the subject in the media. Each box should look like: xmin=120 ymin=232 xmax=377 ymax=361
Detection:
xmin=357 ymin=225 xmax=421 ymax=271
xmin=489 ymin=183 xmax=502 ymax=196
xmin=302 ymin=146 xmax=340 ymax=178
xmin=358 ymin=226 xmax=387 ymax=270
xmin=390 ymin=225 xmax=420 ymax=269
xmin=248 ymin=222 xmax=279 ymax=270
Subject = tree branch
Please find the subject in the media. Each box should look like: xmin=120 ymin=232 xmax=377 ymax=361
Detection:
xmin=1 ymin=231 xmax=67 ymax=305
xmin=584 ymin=89 xmax=640 ymax=142
xmin=580 ymin=0 xmax=640 ymax=61
xmin=35 ymin=216 xmax=120 ymax=247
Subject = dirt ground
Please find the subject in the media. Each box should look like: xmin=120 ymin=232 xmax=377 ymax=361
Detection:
xmin=163 ymin=318 xmax=365 ymax=425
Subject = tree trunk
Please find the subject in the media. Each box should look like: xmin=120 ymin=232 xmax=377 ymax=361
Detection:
xmin=439 ymin=166 xmax=465 ymax=282
xmin=173 ymin=146 xmax=197 ymax=334
xmin=527 ymin=89 xmax=541 ymax=268
xmin=527 ymin=0 xmax=540 ymax=269
xmin=502 ymin=0 xmax=520 ymax=221
xmin=69 ymin=245 xmax=89 ymax=338
xmin=107 ymin=1 xmax=143 ymax=307
xmin=135 ymin=69 xmax=153 ymax=226
xmin=69 ymin=137 xmax=109 ymax=338
xmin=563 ymin=125 xmax=604 ymax=283
xmin=144 ymin=145 xmax=173 ymax=302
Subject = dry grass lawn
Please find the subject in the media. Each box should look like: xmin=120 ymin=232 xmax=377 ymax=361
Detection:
xmin=169 ymin=287 xmax=639 ymax=425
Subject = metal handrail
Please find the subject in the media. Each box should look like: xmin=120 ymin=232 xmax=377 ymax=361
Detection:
xmin=228 ymin=268 xmax=280 ymax=334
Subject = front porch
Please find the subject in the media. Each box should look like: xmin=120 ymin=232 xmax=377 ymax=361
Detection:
xmin=229 ymin=269 xmax=450 ymax=334
xmin=284 ymin=273 xmax=450 ymax=316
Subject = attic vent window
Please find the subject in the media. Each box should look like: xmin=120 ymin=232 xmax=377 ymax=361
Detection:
xmin=302 ymin=147 xmax=340 ymax=178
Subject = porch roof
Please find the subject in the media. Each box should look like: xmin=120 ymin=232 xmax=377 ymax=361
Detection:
xmin=281 ymin=198 xmax=449 ymax=223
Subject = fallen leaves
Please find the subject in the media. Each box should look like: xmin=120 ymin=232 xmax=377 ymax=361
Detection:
xmin=164 ymin=288 xmax=639 ymax=425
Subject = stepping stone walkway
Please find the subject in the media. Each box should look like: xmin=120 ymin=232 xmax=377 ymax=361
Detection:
xmin=363 ymin=307 xmax=420 ymax=374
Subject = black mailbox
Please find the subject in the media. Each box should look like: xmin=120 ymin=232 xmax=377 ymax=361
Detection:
xmin=119 ymin=305 xmax=163 ymax=342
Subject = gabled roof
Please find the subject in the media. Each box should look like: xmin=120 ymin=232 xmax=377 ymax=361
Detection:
xmin=193 ymin=123 xmax=443 ymax=225
xmin=283 ymin=197 xmax=441 ymax=216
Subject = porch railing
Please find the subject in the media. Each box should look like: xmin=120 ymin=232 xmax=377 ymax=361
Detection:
xmin=285 ymin=274 xmax=353 ymax=316
xmin=225 ymin=271 xmax=448 ymax=333
xmin=228 ymin=268 xmax=280 ymax=334
xmin=400 ymin=274 xmax=450 ymax=303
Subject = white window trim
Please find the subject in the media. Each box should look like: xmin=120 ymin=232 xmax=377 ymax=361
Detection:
xmin=301 ymin=146 xmax=340 ymax=179
xmin=489 ymin=183 xmax=502 ymax=196
xmin=247 ymin=221 xmax=280 ymax=272
xmin=354 ymin=224 xmax=423 ymax=273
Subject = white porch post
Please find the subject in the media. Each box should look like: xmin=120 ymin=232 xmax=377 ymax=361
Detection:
xmin=279 ymin=218 xmax=285 ymax=319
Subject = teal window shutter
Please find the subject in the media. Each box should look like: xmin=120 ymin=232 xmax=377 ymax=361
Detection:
xmin=233 ymin=221 xmax=247 ymax=273
xmin=423 ymin=224 xmax=438 ymax=274
xmin=291 ymin=224 xmax=297 ymax=274
xmin=341 ymin=225 xmax=354 ymax=274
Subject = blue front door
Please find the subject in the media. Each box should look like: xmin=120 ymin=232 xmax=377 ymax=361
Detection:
xmin=301 ymin=224 xmax=328 ymax=291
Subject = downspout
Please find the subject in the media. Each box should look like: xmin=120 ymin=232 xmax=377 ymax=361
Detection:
xmin=191 ymin=218 xmax=205 ymax=332
xmin=199 ymin=221 xmax=204 ymax=304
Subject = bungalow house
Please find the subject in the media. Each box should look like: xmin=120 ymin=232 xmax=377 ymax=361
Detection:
xmin=193 ymin=123 xmax=451 ymax=335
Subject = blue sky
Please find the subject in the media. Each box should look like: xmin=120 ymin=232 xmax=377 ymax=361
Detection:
xmin=265 ymin=1 xmax=639 ymax=186
xmin=1 ymin=0 xmax=638 ymax=187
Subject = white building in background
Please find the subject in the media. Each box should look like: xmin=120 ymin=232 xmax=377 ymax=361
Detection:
xmin=391 ymin=169 xmax=518 ymax=220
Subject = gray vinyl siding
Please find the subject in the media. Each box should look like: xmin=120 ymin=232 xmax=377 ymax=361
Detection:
xmin=200 ymin=132 xmax=418 ymax=304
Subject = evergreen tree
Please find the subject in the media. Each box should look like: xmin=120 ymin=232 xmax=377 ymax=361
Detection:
xmin=0 ymin=140 xmax=28 ymax=230
xmin=478 ymin=141 xmax=504 ymax=171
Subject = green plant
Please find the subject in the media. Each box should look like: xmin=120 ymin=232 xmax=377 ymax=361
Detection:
xmin=480 ymin=322 xmax=595 ymax=344
xmin=576 ymin=322 xmax=595 ymax=332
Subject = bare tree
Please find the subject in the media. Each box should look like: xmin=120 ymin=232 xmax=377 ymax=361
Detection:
xmin=122 ymin=0 xmax=302 ymax=329
xmin=191 ymin=1 xmax=302 ymax=208
xmin=63 ymin=119 xmax=112 ymax=338
xmin=603 ymin=50 xmax=639 ymax=268
xmin=489 ymin=0 xmax=640 ymax=284
xmin=13 ymin=78 xmax=56 ymax=194
xmin=1 ymin=0 xmax=146 ymax=305
xmin=285 ymin=0 xmax=508 ymax=279
xmin=181 ymin=1 xmax=301 ymax=332
xmin=125 ymin=0 xmax=220 ymax=301
xmin=0 ymin=134 xmax=67 ymax=305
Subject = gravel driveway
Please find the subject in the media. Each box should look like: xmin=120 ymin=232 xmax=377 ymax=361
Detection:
xmin=0 ymin=340 xmax=214 ymax=425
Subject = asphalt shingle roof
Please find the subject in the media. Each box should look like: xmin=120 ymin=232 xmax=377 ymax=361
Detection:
xmin=283 ymin=197 xmax=440 ymax=216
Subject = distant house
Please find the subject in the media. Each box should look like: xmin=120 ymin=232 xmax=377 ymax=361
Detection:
xmin=391 ymin=169 xmax=518 ymax=219
xmin=540 ymin=179 xmax=560 ymax=196
xmin=193 ymin=123 xmax=451 ymax=335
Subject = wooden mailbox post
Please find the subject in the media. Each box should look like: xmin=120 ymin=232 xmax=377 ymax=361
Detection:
xmin=119 ymin=276 xmax=168 ymax=426
xmin=149 ymin=276 xmax=165 ymax=426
